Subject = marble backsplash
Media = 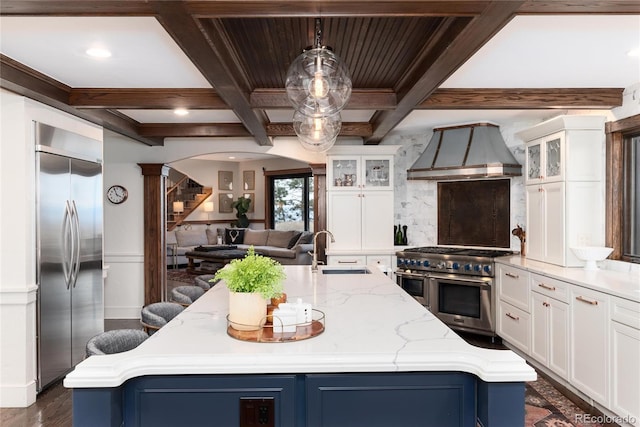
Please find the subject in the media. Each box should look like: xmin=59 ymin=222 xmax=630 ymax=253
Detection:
xmin=382 ymin=120 xmax=540 ymax=252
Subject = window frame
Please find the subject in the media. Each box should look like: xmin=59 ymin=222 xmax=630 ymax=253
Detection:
xmin=605 ymin=113 xmax=640 ymax=262
xmin=263 ymin=168 xmax=313 ymax=231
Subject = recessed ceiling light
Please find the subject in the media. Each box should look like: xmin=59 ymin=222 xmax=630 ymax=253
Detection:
xmin=228 ymin=156 xmax=236 ymax=160
xmin=85 ymin=47 xmax=112 ymax=58
xmin=173 ymin=108 xmax=189 ymax=116
xmin=627 ymin=48 xmax=640 ymax=57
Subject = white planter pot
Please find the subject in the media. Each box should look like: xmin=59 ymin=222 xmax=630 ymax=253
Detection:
xmin=228 ymin=291 xmax=268 ymax=331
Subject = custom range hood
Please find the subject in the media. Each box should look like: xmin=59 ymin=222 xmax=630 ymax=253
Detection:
xmin=407 ymin=122 xmax=522 ymax=180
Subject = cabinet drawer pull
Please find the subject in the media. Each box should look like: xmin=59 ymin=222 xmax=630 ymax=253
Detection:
xmin=538 ymin=283 xmax=556 ymax=291
xmin=505 ymin=273 xmax=519 ymax=279
xmin=575 ymin=296 xmax=598 ymax=305
xmin=505 ymin=312 xmax=520 ymax=321
xmin=337 ymin=260 xmax=359 ymax=264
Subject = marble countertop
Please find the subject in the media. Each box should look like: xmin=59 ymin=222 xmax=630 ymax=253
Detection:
xmin=497 ymin=256 xmax=640 ymax=302
xmin=64 ymin=265 xmax=535 ymax=388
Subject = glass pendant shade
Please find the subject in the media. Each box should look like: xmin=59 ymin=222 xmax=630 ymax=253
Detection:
xmin=286 ymin=47 xmax=352 ymax=117
xmin=293 ymin=110 xmax=341 ymax=152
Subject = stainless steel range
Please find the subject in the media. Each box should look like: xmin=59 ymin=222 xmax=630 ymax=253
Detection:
xmin=395 ymin=247 xmax=512 ymax=336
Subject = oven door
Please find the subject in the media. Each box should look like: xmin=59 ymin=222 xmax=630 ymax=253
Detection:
xmin=429 ymin=273 xmax=494 ymax=335
xmin=396 ymin=271 xmax=429 ymax=307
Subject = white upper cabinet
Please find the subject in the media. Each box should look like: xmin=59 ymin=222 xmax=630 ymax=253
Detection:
xmin=327 ymin=155 xmax=393 ymax=191
xmin=525 ymin=132 xmax=564 ymax=185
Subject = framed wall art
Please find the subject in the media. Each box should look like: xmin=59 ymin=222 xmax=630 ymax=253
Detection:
xmin=243 ymin=170 xmax=255 ymax=191
xmin=218 ymin=171 xmax=233 ymax=191
xmin=219 ymin=193 xmax=234 ymax=213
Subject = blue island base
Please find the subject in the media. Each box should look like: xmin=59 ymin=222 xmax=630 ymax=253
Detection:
xmin=72 ymin=372 xmax=524 ymax=427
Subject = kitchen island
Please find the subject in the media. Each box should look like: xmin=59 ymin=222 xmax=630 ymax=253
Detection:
xmin=65 ymin=265 xmax=535 ymax=426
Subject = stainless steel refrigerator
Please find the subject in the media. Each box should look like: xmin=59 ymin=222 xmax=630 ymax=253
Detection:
xmin=35 ymin=122 xmax=103 ymax=391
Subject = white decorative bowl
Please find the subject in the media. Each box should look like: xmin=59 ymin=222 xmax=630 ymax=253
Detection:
xmin=570 ymin=246 xmax=613 ymax=270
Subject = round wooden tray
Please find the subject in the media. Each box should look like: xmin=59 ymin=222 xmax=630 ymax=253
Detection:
xmin=227 ymin=309 xmax=325 ymax=343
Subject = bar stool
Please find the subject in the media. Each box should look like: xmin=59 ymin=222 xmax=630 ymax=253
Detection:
xmin=194 ymin=274 xmax=219 ymax=290
xmin=170 ymin=285 xmax=205 ymax=306
xmin=85 ymin=329 xmax=148 ymax=357
xmin=140 ymin=302 xmax=184 ymax=335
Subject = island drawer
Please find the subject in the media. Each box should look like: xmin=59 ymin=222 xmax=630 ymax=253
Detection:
xmin=496 ymin=264 xmax=530 ymax=312
xmin=529 ymin=273 xmax=569 ymax=303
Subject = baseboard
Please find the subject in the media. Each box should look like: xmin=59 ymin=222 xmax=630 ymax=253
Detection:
xmin=0 ymin=380 xmax=37 ymax=408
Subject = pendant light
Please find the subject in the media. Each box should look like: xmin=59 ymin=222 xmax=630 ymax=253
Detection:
xmin=292 ymin=110 xmax=341 ymax=152
xmin=286 ymin=18 xmax=352 ymax=152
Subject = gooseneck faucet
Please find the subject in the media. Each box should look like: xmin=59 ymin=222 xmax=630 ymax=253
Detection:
xmin=311 ymin=230 xmax=335 ymax=272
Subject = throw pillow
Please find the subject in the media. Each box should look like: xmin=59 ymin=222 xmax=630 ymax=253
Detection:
xmin=287 ymin=231 xmax=303 ymax=249
xmin=266 ymin=230 xmax=298 ymax=248
xmin=205 ymin=229 xmax=219 ymax=245
xmin=175 ymin=229 xmax=208 ymax=247
xmin=297 ymin=231 xmax=314 ymax=244
xmin=243 ymin=229 xmax=269 ymax=246
xmin=225 ymin=228 xmax=245 ymax=245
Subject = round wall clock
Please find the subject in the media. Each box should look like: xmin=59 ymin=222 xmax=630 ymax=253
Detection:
xmin=106 ymin=185 xmax=128 ymax=204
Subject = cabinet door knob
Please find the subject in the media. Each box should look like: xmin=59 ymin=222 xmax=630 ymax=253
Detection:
xmin=543 ymin=302 xmax=550 ymax=307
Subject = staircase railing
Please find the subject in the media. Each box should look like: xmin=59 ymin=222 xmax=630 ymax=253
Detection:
xmin=166 ymin=168 xmax=212 ymax=231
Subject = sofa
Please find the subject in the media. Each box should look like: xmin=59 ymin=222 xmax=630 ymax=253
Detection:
xmin=166 ymin=228 xmax=314 ymax=266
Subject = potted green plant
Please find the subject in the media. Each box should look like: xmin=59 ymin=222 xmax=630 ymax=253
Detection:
xmin=231 ymin=196 xmax=251 ymax=228
xmin=213 ymin=246 xmax=286 ymax=330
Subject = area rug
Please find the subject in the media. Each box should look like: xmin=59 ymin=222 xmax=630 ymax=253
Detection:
xmin=166 ymin=268 xmax=201 ymax=284
xmin=526 ymin=376 xmax=605 ymax=427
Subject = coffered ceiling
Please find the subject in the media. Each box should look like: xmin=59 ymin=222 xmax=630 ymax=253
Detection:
xmin=1 ymin=1 xmax=638 ymax=148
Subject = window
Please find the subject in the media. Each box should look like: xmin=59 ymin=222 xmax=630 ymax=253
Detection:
xmin=268 ymin=172 xmax=314 ymax=232
xmin=606 ymin=114 xmax=640 ymax=263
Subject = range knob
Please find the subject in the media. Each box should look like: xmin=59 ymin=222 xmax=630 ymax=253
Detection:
xmin=452 ymin=262 xmax=460 ymax=270
xmin=397 ymin=258 xmax=404 ymax=266
xmin=473 ymin=264 xmax=482 ymax=272
xmin=423 ymin=260 xmax=430 ymax=267
xmin=410 ymin=259 xmax=416 ymax=266
xmin=464 ymin=264 xmax=472 ymax=271
xmin=484 ymin=265 xmax=492 ymax=274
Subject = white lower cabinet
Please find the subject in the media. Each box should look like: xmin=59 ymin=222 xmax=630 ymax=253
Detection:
xmin=531 ymin=291 xmax=569 ymax=380
xmin=498 ymin=300 xmax=530 ymax=353
xmin=569 ymin=285 xmax=610 ymax=407
xmin=610 ymin=297 xmax=640 ymax=427
xmin=496 ymin=264 xmax=530 ymax=353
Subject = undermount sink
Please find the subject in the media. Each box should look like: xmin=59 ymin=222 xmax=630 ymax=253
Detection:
xmin=321 ymin=268 xmax=371 ymax=275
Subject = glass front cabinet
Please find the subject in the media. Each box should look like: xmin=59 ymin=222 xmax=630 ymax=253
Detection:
xmin=525 ymin=131 xmax=564 ymax=185
xmin=327 ymin=155 xmax=393 ymax=191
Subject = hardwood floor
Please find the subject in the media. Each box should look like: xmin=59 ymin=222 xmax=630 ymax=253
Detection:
xmin=0 ymin=318 xmax=141 ymax=427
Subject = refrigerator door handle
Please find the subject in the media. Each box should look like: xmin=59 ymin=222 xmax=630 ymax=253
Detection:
xmin=70 ymin=200 xmax=81 ymax=288
xmin=62 ymin=200 xmax=73 ymax=289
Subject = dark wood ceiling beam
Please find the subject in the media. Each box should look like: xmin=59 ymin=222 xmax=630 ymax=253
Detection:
xmin=0 ymin=1 xmax=154 ymax=15
xmin=518 ymin=1 xmax=640 ymax=14
xmin=151 ymin=1 xmax=271 ymax=146
xmin=250 ymin=88 xmax=397 ymax=109
xmin=0 ymin=55 xmax=162 ymax=146
xmin=365 ymin=1 xmax=523 ymax=144
xmin=138 ymin=123 xmax=250 ymax=137
xmin=4 ymin=0 xmax=636 ymax=17
xmin=267 ymin=122 xmax=372 ymax=137
xmin=81 ymin=109 xmax=164 ymax=146
xmin=420 ymin=88 xmax=624 ymax=109
xmin=69 ymin=88 xmax=227 ymax=109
